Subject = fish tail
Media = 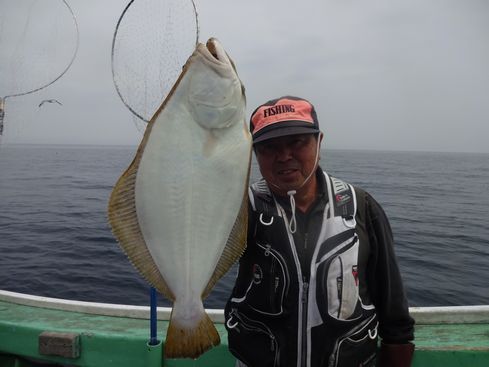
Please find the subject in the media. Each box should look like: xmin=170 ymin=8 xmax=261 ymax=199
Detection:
xmin=164 ymin=309 xmax=220 ymax=359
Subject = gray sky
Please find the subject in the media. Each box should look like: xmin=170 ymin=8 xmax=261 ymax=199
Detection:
xmin=1 ymin=0 xmax=488 ymax=153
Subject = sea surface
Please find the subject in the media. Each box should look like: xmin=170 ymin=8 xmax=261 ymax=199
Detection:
xmin=0 ymin=144 xmax=488 ymax=308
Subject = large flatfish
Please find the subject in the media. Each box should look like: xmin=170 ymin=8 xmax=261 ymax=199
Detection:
xmin=108 ymin=38 xmax=251 ymax=358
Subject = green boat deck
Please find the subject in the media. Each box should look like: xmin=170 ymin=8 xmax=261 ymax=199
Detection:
xmin=0 ymin=298 xmax=488 ymax=366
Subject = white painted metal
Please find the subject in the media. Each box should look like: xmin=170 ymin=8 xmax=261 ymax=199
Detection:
xmin=2 ymin=289 xmax=489 ymax=325
xmin=410 ymin=305 xmax=489 ymax=324
xmin=0 ymin=289 xmax=223 ymax=322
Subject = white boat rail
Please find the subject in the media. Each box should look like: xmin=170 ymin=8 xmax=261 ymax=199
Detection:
xmin=1 ymin=289 xmax=489 ymax=325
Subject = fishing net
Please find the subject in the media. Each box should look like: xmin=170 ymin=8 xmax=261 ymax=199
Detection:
xmin=111 ymin=0 xmax=199 ymax=129
xmin=0 ymin=0 xmax=79 ymax=136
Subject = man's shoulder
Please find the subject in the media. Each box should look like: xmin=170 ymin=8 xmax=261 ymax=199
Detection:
xmin=322 ymin=171 xmax=364 ymax=196
xmin=249 ymin=178 xmax=269 ymax=192
xmin=321 ymin=171 xmax=372 ymax=214
xmin=248 ymin=179 xmax=276 ymax=215
xmin=321 ymin=171 xmax=369 ymax=199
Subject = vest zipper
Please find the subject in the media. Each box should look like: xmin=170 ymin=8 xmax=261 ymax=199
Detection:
xmin=275 ymin=202 xmax=309 ymax=367
xmin=301 ymin=280 xmax=309 ymax=367
xmin=337 ymin=257 xmax=344 ymax=319
xmin=329 ymin=314 xmax=377 ymax=367
xmin=232 ymin=310 xmax=280 ymax=366
xmin=254 ymin=242 xmax=291 ymax=316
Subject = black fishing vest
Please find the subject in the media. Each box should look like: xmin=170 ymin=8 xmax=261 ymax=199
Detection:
xmin=225 ymin=173 xmax=378 ymax=367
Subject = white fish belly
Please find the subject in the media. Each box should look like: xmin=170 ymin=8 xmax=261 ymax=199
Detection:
xmin=135 ymin=99 xmax=248 ymax=304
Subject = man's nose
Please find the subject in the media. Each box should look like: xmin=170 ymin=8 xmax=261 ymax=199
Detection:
xmin=275 ymin=144 xmax=293 ymax=161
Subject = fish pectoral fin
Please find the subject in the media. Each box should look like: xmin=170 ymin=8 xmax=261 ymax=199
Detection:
xmin=164 ymin=307 xmax=220 ymax=359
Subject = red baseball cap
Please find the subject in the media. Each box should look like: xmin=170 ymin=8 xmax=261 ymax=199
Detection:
xmin=250 ymin=96 xmax=320 ymax=144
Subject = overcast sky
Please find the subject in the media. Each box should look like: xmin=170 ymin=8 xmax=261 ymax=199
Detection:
xmin=1 ymin=0 xmax=488 ymax=153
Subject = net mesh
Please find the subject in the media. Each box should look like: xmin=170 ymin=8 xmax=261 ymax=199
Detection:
xmin=111 ymin=0 xmax=199 ymax=125
xmin=0 ymin=0 xmax=79 ymax=99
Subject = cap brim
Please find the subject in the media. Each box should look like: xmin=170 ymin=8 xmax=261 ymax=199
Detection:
xmin=253 ymin=126 xmax=320 ymax=144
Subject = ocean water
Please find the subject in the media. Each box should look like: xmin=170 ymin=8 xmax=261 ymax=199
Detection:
xmin=0 ymin=144 xmax=488 ymax=308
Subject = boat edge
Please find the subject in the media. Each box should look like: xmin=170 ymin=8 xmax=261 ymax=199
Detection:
xmin=1 ymin=289 xmax=489 ymax=324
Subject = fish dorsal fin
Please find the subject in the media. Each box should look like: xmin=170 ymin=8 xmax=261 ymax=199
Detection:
xmin=107 ymin=150 xmax=175 ymax=300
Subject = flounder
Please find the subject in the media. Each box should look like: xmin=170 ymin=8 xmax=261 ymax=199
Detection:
xmin=108 ymin=38 xmax=251 ymax=358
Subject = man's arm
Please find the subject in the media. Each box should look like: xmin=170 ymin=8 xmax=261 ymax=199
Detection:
xmin=364 ymin=192 xmax=415 ymax=366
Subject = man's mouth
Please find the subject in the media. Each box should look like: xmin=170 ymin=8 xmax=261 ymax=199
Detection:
xmin=277 ymin=168 xmax=298 ymax=176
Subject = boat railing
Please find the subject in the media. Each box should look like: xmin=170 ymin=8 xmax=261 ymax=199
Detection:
xmin=1 ymin=289 xmax=489 ymax=325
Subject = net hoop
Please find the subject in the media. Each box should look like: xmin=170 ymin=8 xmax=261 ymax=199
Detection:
xmin=111 ymin=0 xmax=200 ymax=123
xmin=2 ymin=0 xmax=80 ymax=101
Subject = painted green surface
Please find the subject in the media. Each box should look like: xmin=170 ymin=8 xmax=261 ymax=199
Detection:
xmin=1 ymin=300 xmax=488 ymax=366
xmin=415 ymin=323 xmax=489 ymax=350
xmin=0 ymin=300 xmax=234 ymax=367
xmin=412 ymin=323 xmax=489 ymax=366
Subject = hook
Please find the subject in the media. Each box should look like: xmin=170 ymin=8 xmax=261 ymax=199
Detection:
xmin=226 ymin=317 xmax=238 ymax=329
xmin=368 ymin=324 xmax=378 ymax=339
xmin=259 ymin=213 xmax=274 ymax=226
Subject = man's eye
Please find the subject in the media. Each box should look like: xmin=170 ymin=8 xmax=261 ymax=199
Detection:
xmin=256 ymin=145 xmax=275 ymax=154
xmin=291 ymin=138 xmax=305 ymax=147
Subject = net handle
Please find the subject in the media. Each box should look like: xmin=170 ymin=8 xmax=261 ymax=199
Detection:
xmin=0 ymin=97 xmax=5 ymax=136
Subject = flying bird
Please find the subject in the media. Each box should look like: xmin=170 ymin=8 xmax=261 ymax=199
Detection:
xmin=38 ymin=99 xmax=63 ymax=108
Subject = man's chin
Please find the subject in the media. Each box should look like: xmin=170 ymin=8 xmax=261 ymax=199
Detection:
xmin=276 ymin=171 xmax=302 ymax=184
xmin=271 ymin=180 xmax=303 ymax=195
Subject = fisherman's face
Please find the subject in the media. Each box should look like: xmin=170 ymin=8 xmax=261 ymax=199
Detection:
xmin=254 ymin=133 xmax=322 ymax=195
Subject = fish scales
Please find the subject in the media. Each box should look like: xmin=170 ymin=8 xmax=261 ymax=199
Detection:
xmin=108 ymin=38 xmax=251 ymax=359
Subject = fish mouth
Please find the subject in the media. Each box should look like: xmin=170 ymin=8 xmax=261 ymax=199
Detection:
xmin=206 ymin=38 xmax=220 ymax=59
xmin=198 ymin=38 xmax=231 ymax=66
xmin=204 ymin=38 xmax=242 ymax=88
xmin=193 ymin=37 xmax=245 ymax=101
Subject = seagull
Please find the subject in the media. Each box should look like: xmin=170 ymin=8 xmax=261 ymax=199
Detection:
xmin=38 ymin=99 xmax=63 ymax=108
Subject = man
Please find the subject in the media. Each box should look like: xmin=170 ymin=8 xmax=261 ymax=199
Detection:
xmin=224 ymin=96 xmax=415 ymax=367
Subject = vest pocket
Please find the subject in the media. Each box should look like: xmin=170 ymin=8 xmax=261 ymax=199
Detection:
xmin=316 ymin=235 xmax=361 ymax=321
xmin=240 ymin=242 xmax=289 ymax=315
xmin=227 ymin=309 xmax=280 ymax=367
xmin=328 ymin=314 xmax=378 ymax=367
